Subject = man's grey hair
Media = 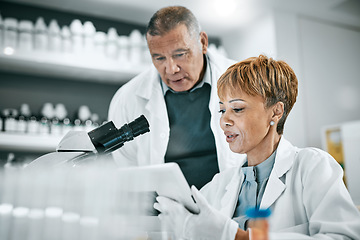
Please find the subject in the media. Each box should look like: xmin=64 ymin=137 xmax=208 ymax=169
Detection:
xmin=146 ymin=6 xmax=201 ymax=39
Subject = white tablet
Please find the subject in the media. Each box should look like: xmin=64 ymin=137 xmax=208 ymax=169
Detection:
xmin=117 ymin=162 xmax=200 ymax=214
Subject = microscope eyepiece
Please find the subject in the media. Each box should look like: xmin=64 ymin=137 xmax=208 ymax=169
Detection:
xmin=88 ymin=115 xmax=150 ymax=153
xmin=128 ymin=114 xmax=150 ymax=138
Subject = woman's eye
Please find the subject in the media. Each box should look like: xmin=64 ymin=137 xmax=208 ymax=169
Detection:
xmin=155 ymin=56 xmax=165 ymax=61
xmin=233 ymin=108 xmax=244 ymax=113
xmin=218 ymin=109 xmax=225 ymax=114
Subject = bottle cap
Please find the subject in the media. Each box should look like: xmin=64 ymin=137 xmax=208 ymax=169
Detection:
xmin=129 ymin=29 xmax=143 ymax=44
xmin=246 ymin=207 xmax=271 ymax=219
xmin=20 ymin=103 xmax=31 ymax=117
xmin=18 ymin=20 xmax=34 ymax=31
xmin=107 ymin=27 xmax=118 ymax=41
xmin=4 ymin=18 xmax=18 ymax=29
xmin=61 ymin=26 xmax=71 ymax=38
xmin=70 ymin=19 xmax=83 ymax=34
xmin=83 ymin=21 xmax=96 ymax=36
xmin=91 ymin=113 xmax=99 ymax=122
xmin=35 ymin=17 xmax=47 ymax=31
xmin=41 ymin=103 xmax=55 ymax=119
xmin=55 ymin=103 xmax=67 ymax=120
xmin=48 ymin=19 xmax=60 ymax=34
xmin=78 ymin=105 xmax=91 ymax=121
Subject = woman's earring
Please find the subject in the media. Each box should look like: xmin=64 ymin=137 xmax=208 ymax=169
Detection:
xmin=270 ymin=121 xmax=275 ymax=126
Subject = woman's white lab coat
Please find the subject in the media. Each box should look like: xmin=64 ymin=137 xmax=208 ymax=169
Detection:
xmin=108 ymin=49 xmax=242 ymax=170
xmin=201 ymin=137 xmax=360 ymax=239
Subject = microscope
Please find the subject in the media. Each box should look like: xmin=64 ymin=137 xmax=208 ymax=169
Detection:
xmin=27 ymin=115 xmax=150 ymax=168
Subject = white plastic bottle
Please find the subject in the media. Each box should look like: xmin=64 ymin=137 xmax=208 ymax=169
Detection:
xmin=141 ymin=34 xmax=151 ymax=65
xmin=94 ymin=31 xmax=106 ymax=59
xmin=3 ymin=18 xmax=18 ymax=50
xmin=0 ymin=111 xmax=3 ymax=132
xmin=0 ymin=13 xmax=4 ymax=48
xmin=27 ymin=116 xmax=39 ymax=134
xmin=105 ymin=27 xmax=118 ymax=60
xmin=48 ymin=19 xmax=61 ymax=52
xmin=129 ymin=29 xmax=143 ymax=66
xmin=34 ymin=17 xmax=48 ymax=52
xmin=83 ymin=21 xmax=95 ymax=55
xmin=73 ymin=105 xmax=91 ymax=131
xmin=61 ymin=26 xmax=72 ymax=53
xmin=39 ymin=102 xmax=54 ymax=134
xmin=90 ymin=113 xmax=100 ymax=129
xmin=118 ymin=35 xmax=129 ymax=66
xmin=18 ymin=103 xmax=31 ymax=134
xmin=70 ymin=19 xmax=84 ymax=54
xmin=2 ymin=109 xmax=18 ymax=132
xmin=54 ymin=103 xmax=68 ymax=136
xmin=18 ymin=20 xmax=34 ymax=52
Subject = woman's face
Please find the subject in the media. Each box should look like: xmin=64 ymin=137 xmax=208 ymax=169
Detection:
xmin=219 ymin=90 xmax=274 ymax=156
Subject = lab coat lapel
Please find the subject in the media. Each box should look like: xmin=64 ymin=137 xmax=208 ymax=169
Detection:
xmin=220 ymin=168 xmax=244 ymax=217
xmin=137 ymin=68 xmax=169 ymax=165
xmin=260 ymin=138 xmax=295 ymax=209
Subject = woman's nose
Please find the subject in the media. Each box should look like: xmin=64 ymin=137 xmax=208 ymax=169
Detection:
xmin=220 ymin=113 xmax=233 ymax=128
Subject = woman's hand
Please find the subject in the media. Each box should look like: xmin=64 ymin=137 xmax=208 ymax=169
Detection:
xmin=154 ymin=186 xmax=241 ymax=240
xmin=154 ymin=194 xmax=191 ymax=238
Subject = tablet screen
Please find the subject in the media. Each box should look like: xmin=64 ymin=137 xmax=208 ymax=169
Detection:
xmin=116 ymin=162 xmax=199 ymax=214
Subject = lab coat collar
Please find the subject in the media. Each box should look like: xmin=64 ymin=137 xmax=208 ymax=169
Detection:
xmin=218 ymin=137 xmax=296 ymax=214
xmin=134 ymin=66 xmax=170 ymax=165
xmin=220 ymin=167 xmax=244 ymax=217
xmin=260 ymin=137 xmax=296 ymax=209
xmin=134 ymin=66 xmax=159 ymax=101
xmin=133 ymin=66 xmax=167 ymax=120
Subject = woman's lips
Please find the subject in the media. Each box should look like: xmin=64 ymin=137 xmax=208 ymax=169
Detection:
xmin=225 ymin=132 xmax=238 ymax=143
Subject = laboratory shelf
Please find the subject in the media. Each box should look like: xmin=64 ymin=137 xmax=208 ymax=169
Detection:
xmin=0 ymin=50 xmax=150 ymax=84
xmin=0 ymin=132 xmax=62 ymax=152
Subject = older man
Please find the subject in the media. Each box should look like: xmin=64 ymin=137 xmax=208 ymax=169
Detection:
xmin=108 ymin=6 xmax=240 ymax=189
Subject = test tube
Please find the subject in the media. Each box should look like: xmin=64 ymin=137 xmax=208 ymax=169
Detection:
xmin=246 ymin=207 xmax=271 ymax=240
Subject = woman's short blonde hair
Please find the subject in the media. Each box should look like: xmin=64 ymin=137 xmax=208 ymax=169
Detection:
xmin=217 ymin=55 xmax=298 ymax=135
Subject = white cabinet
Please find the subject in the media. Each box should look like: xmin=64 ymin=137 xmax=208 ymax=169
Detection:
xmin=0 ymin=28 xmax=153 ymax=152
xmin=0 ymin=49 xmax=150 ymax=153
xmin=0 ymin=132 xmax=62 ymax=152
xmin=0 ymin=50 xmax=149 ymax=84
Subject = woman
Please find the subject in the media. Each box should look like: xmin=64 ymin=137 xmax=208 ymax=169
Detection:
xmin=154 ymin=55 xmax=360 ymax=240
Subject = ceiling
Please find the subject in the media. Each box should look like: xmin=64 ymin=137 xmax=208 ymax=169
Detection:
xmin=3 ymin=0 xmax=360 ymax=35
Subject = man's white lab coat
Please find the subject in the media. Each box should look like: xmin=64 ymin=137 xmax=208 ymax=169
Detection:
xmin=108 ymin=49 xmax=242 ymax=170
xmin=201 ymin=137 xmax=360 ymax=239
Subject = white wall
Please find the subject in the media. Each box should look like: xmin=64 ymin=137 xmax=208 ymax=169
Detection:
xmin=220 ymin=8 xmax=360 ymax=149
xmin=298 ymin=17 xmax=360 ymax=148
xmin=221 ymin=12 xmax=277 ymax=62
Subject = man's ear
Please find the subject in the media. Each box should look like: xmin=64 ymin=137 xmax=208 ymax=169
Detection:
xmin=200 ymin=31 xmax=208 ymax=54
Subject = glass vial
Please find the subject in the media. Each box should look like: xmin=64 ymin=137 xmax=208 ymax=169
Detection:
xmin=246 ymin=208 xmax=271 ymax=240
